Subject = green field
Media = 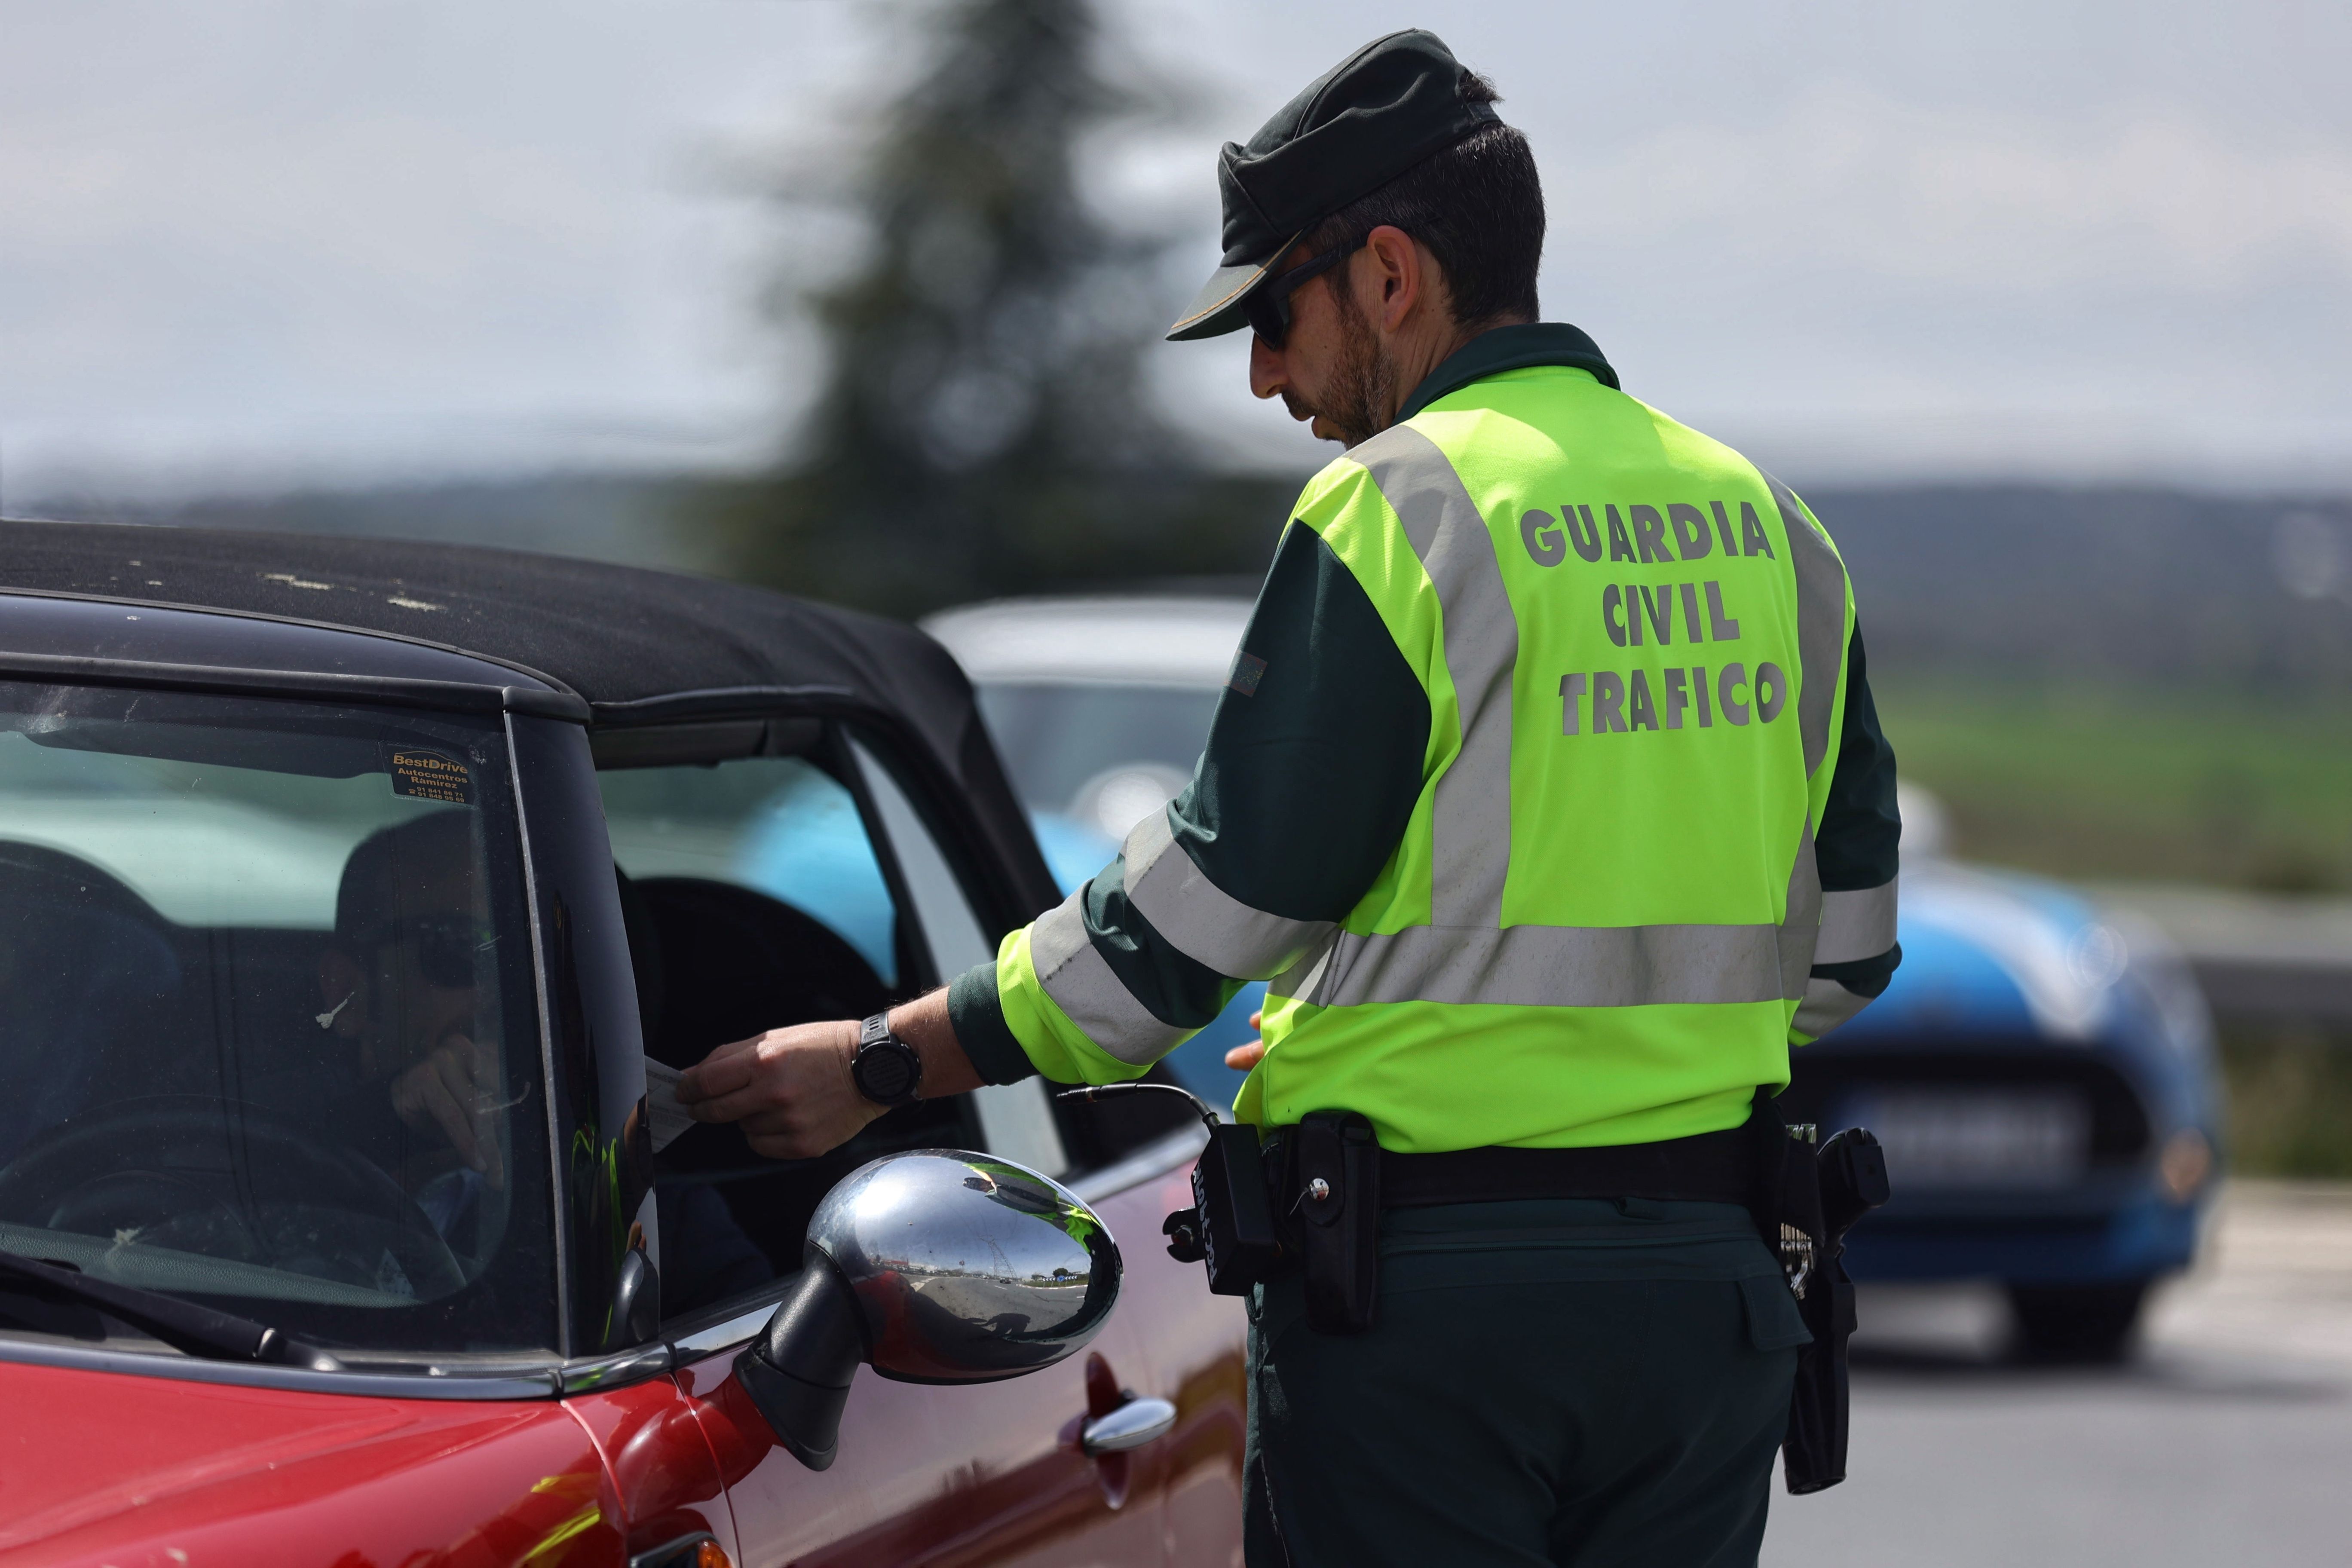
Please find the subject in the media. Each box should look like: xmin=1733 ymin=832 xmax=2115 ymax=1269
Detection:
xmin=1876 ymin=676 xmax=2352 ymax=892
xmin=2222 ymin=1025 xmax=2352 ymax=1179
xmin=1878 ymin=677 xmax=2352 ymax=1179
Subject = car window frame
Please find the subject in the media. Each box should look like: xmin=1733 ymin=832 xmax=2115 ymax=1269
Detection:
xmin=587 ymin=710 xmax=989 ymax=1349
xmin=843 ymin=731 xmax=1071 ymax=1179
xmin=834 ymin=718 xmax=1207 ymax=1170
xmin=591 ymin=702 xmax=1205 ymax=1363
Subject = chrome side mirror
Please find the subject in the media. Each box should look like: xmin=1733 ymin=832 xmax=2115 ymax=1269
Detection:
xmin=732 ymin=1149 xmax=1121 ymax=1470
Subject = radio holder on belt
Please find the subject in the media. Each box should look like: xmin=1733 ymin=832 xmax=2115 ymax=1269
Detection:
xmin=1056 ymin=1085 xmax=1379 ymax=1333
xmin=1055 ymin=1083 xmax=1281 ymax=1293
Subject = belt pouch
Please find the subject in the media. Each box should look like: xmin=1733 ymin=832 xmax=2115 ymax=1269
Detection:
xmin=1293 ymin=1111 xmax=1381 ymax=1334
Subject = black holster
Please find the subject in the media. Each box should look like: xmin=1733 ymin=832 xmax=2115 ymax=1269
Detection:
xmin=1749 ymin=1097 xmax=1890 ymax=1494
xmin=1282 ymin=1110 xmax=1382 ymax=1334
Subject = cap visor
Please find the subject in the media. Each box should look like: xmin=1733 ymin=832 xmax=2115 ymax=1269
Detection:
xmin=1166 ymin=258 xmax=1275 ymax=342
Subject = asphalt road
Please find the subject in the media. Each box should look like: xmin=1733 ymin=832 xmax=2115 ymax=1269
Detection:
xmin=1761 ymin=1182 xmax=2352 ymax=1567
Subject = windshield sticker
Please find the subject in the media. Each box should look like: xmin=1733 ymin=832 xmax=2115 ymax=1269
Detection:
xmin=385 ymin=746 xmax=475 ymax=805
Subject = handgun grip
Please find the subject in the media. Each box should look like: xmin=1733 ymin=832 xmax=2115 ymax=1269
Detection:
xmin=1817 ymin=1127 xmax=1890 ymax=1241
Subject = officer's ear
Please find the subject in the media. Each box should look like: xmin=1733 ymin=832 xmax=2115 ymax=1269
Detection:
xmin=1357 ymin=224 xmax=1444 ymax=335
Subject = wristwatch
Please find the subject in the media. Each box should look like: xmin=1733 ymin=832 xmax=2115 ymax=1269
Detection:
xmin=850 ymin=1012 xmax=924 ymax=1107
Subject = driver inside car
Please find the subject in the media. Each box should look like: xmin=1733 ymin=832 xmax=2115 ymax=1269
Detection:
xmin=318 ymin=810 xmax=508 ymax=1223
xmin=318 ymin=808 xmax=769 ymax=1311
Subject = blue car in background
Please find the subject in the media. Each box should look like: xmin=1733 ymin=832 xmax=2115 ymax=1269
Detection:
xmin=929 ymin=596 xmax=2227 ymax=1361
xmin=1779 ymin=788 xmax=2226 ymax=1359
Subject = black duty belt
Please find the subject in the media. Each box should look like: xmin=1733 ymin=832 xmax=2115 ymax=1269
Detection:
xmin=1066 ymin=1079 xmax=1892 ymax=1499
xmin=1378 ymin=1126 xmax=1755 ymax=1209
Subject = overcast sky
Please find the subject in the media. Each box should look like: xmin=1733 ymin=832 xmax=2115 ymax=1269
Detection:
xmin=3 ymin=0 xmax=2346 ymax=504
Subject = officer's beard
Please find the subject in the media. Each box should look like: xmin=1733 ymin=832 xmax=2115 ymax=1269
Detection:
xmin=1288 ymin=280 xmax=1396 ymax=449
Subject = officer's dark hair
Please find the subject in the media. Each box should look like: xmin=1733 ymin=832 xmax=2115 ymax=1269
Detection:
xmin=1303 ymin=73 xmax=1544 ymax=330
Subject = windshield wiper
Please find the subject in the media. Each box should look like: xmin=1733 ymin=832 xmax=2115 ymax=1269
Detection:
xmin=0 ymin=1244 xmax=343 ymax=1372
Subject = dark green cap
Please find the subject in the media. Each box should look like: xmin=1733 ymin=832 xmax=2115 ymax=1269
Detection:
xmin=1167 ymin=29 xmax=1498 ymax=342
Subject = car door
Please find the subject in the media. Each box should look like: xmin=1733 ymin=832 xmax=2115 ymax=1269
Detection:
xmin=854 ymin=733 xmax=1250 ymax=1568
xmin=847 ymin=735 xmax=1249 ymax=1567
xmin=1077 ymin=1146 xmax=1248 ymax=1566
xmin=605 ymin=723 xmax=1186 ymax=1564
xmin=691 ymin=734 xmax=1176 ymax=1566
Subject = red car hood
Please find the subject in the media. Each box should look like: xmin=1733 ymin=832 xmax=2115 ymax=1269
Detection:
xmin=0 ymin=1357 xmax=618 ymax=1566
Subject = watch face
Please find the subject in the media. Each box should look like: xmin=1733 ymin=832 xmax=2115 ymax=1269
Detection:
xmin=857 ymin=1042 xmax=920 ymax=1104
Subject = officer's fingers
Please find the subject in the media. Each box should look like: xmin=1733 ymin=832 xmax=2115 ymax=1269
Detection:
xmin=1224 ymin=1040 xmax=1266 ymax=1071
xmin=740 ymin=1113 xmax=872 ymax=1162
xmin=1249 ymin=1010 xmax=1262 ymax=1031
xmin=736 ymin=1092 xmax=870 ymax=1160
xmin=676 ymin=1033 xmax=766 ymax=1105
xmin=684 ymin=1075 xmax=777 ymax=1126
xmin=684 ymin=1032 xmax=825 ymax=1124
xmin=737 ymin=1109 xmax=825 ymax=1161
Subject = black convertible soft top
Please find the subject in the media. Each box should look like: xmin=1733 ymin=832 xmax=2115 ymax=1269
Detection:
xmin=0 ymin=518 xmax=1058 ymax=920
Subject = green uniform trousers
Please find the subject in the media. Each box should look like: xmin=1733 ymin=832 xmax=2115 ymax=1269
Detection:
xmin=1243 ymin=1198 xmax=1809 ymax=1568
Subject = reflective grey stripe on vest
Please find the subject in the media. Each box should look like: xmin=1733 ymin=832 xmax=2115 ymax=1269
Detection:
xmin=1031 ymin=890 xmax=1188 ymax=1066
xmin=1793 ymin=974 xmax=1877 ymax=1038
xmin=1354 ymin=424 xmax=1519 ymax=927
xmin=1778 ymin=821 xmax=1823 ymax=994
xmin=1816 ymin=881 xmax=1898 ymax=965
xmin=1272 ymin=822 xmax=1822 ymax=1009
xmin=1287 ymin=922 xmax=1790 ymax=1009
xmin=1760 ymin=471 xmax=1848 ymax=779
xmin=1124 ymin=807 xmax=1335 ymax=980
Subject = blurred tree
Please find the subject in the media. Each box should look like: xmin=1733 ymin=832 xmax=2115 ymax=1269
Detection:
xmin=695 ymin=0 xmax=1293 ymax=616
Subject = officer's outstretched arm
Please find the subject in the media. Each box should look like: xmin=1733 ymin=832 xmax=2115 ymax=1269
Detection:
xmin=948 ymin=518 xmax=1432 ymax=1087
xmin=674 ymin=989 xmax=983 ymax=1160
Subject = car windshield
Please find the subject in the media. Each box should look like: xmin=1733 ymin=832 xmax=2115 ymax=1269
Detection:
xmin=0 ymin=682 xmax=553 ymax=1365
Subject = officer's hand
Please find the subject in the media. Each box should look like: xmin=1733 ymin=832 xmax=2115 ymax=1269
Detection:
xmin=1224 ymin=1011 xmax=1266 ymax=1072
xmin=677 ymin=1020 xmax=887 ymax=1160
xmin=390 ymin=1033 xmax=507 ymax=1190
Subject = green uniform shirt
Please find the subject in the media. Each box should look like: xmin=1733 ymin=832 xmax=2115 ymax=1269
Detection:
xmin=952 ymin=324 xmax=1900 ymax=1151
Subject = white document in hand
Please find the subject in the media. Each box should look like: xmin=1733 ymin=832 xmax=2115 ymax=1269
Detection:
xmin=643 ymin=1058 xmax=695 ymax=1153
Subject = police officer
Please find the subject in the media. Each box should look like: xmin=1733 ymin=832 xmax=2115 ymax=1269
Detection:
xmin=679 ymin=28 xmax=1902 ymax=1567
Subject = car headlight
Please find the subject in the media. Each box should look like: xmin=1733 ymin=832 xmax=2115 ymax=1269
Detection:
xmin=2159 ymin=1127 xmax=2215 ymax=1203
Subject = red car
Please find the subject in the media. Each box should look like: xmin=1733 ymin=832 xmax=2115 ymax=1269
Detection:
xmin=0 ymin=522 xmax=1244 ymax=1566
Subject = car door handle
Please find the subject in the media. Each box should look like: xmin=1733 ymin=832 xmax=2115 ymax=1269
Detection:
xmin=1080 ymin=1396 xmax=1178 ymax=1455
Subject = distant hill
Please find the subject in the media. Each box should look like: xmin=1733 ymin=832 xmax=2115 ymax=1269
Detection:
xmin=30 ymin=473 xmax=2352 ymax=697
xmin=1807 ymin=484 xmax=2352 ymax=694
xmin=30 ymin=473 xmax=717 ymax=577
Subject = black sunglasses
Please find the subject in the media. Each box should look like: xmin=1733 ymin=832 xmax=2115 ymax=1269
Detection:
xmin=1243 ymin=239 xmax=1361 ymax=349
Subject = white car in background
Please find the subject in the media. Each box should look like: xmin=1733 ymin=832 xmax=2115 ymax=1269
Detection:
xmin=925 ymin=594 xmax=1262 ymax=1108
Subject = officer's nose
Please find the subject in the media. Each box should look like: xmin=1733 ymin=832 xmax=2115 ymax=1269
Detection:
xmin=1249 ymin=333 xmax=1290 ymax=403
